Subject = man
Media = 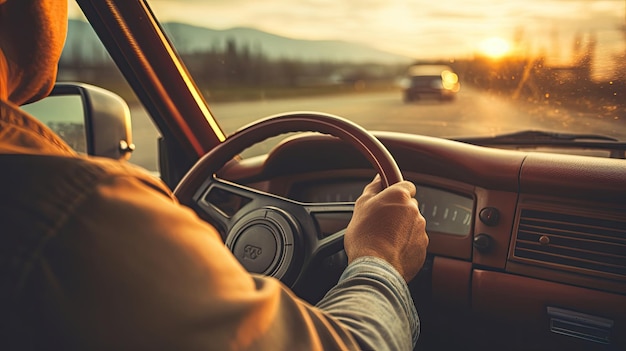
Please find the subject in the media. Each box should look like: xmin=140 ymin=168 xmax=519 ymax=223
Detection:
xmin=0 ymin=1 xmax=429 ymax=350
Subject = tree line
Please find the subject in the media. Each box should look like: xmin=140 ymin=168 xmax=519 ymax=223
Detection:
xmin=58 ymin=37 xmax=405 ymax=102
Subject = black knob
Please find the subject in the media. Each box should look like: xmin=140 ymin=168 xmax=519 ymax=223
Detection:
xmin=479 ymin=207 xmax=500 ymax=226
xmin=473 ymin=233 xmax=492 ymax=253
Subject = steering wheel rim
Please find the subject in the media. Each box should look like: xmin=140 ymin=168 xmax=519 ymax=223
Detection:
xmin=174 ymin=111 xmax=402 ymax=292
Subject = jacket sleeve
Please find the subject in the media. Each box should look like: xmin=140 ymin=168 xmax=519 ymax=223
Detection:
xmin=38 ymin=172 xmax=417 ymax=351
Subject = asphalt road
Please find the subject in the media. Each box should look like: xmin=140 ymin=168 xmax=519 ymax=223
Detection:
xmin=128 ymin=87 xmax=625 ymax=172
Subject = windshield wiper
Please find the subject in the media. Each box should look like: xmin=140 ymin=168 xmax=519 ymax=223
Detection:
xmin=454 ymin=130 xmax=626 ymax=159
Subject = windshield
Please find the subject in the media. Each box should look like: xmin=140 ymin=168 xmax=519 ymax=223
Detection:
xmin=64 ymin=0 xmax=626 ymax=170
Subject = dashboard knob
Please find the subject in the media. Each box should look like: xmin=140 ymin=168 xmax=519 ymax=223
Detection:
xmin=473 ymin=233 xmax=493 ymax=253
xmin=479 ymin=207 xmax=500 ymax=226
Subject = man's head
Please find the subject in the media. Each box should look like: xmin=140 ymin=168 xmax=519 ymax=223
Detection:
xmin=0 ymin=0 xmax=68 ymax=105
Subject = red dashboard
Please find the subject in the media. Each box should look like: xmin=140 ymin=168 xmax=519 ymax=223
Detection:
xmin=218 ymin=131 xmax=626 ymax=349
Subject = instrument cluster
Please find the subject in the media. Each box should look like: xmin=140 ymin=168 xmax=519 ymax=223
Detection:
xmin=289 ymin=179 xmax=474 ymax=236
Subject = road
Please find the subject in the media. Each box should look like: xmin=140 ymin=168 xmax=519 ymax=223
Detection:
xmin=128 ymin=87 xmax=625 ymax=172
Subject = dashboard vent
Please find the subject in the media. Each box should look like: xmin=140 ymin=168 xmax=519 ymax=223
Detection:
xmin=513 ymin=209 xmax=626 ymax=279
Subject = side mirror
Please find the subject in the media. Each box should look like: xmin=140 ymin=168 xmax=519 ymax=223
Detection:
xmin=21 ymin=82 xmax=135 ymax=160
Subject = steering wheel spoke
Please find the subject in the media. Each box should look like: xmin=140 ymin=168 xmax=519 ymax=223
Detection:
xmin=302 ymin=201 xmax=353 ymax=247
xmin=195 ymin=175 xmax=294 ymax=236
xmin=310 ymin=228 xmax=346 ymax=261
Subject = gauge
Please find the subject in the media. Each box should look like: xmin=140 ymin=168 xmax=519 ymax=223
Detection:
xmin=415 ymin=186 xmax=473 ymax=236
xmin=290 ymin=180 xmax=368 ymax=203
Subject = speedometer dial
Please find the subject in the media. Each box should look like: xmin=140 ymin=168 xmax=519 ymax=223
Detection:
xmin=415 ymin=186 xmax=473 ymax=236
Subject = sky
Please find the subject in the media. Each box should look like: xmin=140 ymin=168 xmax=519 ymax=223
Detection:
xmin=68 ymin=0 xmax=626 ymax=65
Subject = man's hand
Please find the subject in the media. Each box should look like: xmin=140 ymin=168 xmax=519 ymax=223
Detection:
xmin=344 ymin=175 xmax=429 ymax=282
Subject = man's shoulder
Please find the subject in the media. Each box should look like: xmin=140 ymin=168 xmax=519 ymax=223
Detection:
xmin=0 ymin=153 xmax=174 ymax=258
xmin=0 ymin=153 xmax=171 ymax=200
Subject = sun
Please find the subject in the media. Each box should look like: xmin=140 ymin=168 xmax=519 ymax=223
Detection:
xmin=479 ymin=37 xmax=511 ymax=59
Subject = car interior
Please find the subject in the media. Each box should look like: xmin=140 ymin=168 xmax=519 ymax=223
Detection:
xmin=18 ymin=0 xmax=626 ymax=350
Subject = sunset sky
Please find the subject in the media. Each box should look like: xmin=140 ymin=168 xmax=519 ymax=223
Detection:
xmin=68 ymin=0 xmax=626 ymax=64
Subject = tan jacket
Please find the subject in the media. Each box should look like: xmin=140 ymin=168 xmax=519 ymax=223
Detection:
xmin=0 ymin=99 xmax=417 ymax=351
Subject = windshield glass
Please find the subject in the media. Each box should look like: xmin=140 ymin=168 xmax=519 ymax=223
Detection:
xmin=64 ymin=0 xmax=626 ymax=165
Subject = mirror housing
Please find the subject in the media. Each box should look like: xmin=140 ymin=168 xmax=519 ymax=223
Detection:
xmin=21 ymin=82 xmax=135 ymax=160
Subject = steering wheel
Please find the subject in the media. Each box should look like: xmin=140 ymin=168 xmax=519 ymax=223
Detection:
xmin=174 ymin=112 xmax=403 ymax=292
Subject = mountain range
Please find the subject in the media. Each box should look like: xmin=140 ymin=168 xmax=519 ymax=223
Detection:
xmin=61 ymin=19 xmax=412 ymax=65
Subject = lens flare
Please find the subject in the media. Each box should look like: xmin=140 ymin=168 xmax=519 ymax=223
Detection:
xmin=479 ymin=37 xmax=511 ymax=59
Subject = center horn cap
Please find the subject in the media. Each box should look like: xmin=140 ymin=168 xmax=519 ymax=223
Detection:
xmin=225 ymin=207 xmax=296 ymax=279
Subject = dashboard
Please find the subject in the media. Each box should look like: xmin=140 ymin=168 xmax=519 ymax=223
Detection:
xmin=218 ymin=130 xmax=626 ymax=349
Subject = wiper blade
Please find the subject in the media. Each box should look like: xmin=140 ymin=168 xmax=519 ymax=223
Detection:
xmin=456 ymin=130 xmax=619 ymax=143
xmin=454 ymin=130 xmax=626 ymax=159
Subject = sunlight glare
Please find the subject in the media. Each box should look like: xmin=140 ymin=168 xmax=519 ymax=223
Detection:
xmin=479 ymin=37 xmax=511 ymax=59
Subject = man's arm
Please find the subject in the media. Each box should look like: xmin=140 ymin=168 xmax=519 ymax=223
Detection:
xmin=38 ymin=171 xmax=425 ymax=350
xmin=315 ymin=175 xmax=428 ymax=350
xmin=317 ymin=256 xmax=419 ymax=350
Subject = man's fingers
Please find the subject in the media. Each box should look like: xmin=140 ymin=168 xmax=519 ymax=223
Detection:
xmin=361 ymin=176 xmax=417 ymax=203
xmin=391 ymin=180 xmax=417 ymax=198
xmin=361 ymin=174 xmax=383 ymax=197
xmin=380 ymin=181 xmax=417 ymax=205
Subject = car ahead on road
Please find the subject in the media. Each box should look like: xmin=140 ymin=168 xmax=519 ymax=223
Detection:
xmin=402 ymin=64 xmax=460 ymax=102
xmin=15 ymin=0 xmax=626 ymax=350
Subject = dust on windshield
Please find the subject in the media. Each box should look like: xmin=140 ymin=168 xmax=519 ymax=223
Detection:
xmin=62 ymin=0 xmax=626 ymax=168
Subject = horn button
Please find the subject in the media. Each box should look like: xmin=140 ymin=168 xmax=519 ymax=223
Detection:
xmin=226 ymin=208 xmax=296 ymax=279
